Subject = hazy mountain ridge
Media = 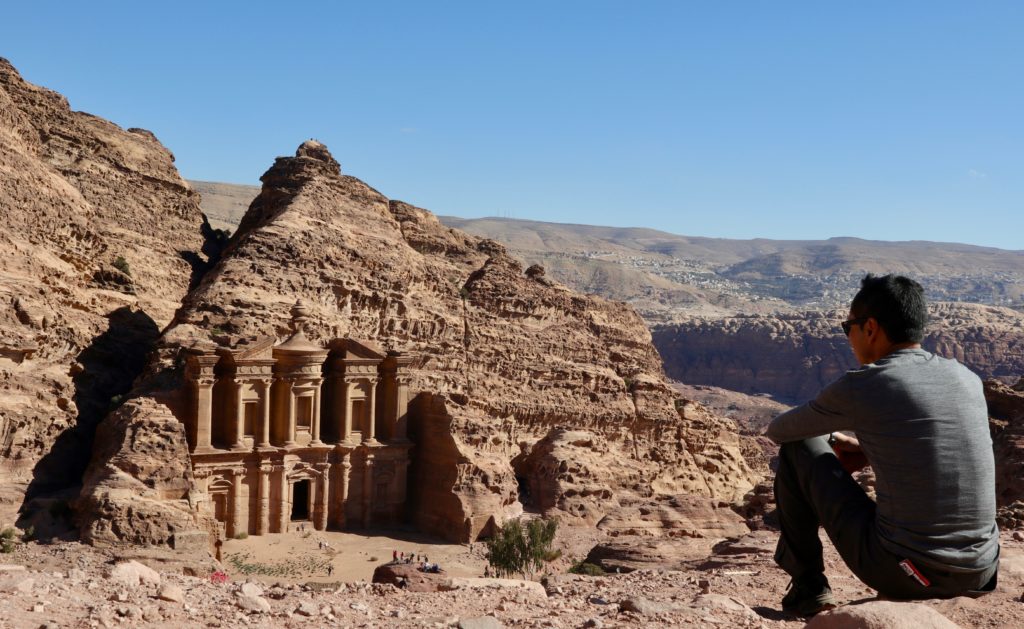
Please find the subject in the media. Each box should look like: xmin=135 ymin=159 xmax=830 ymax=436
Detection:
xmin=189 ymin=181 xmax=1024 ymax=322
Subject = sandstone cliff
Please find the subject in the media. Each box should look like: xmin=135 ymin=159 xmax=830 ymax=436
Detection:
xmin=0 ymin=58 xmax=210 ymax=525
xmin=112 ymin=140 xmax=758 ymax=543
xmin=984 ymin=379 xmax=1024 ymax=516
xmin=652 ymin=303 xmax=1024 ymax=404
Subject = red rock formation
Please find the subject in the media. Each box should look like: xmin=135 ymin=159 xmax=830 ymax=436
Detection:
xmin=0 ymin=58 xmax=209 ymax=519
xmin=134 ymin=140 xmax=759 ymax=543
xmin=984 ymin=379 xmax=1024 ymax=517
xmin=75 ymin=398 xmax=218 ymax=554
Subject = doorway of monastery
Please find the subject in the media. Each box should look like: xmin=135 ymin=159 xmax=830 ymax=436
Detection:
xmin=291 ymin=479 xmax=311 ymax=521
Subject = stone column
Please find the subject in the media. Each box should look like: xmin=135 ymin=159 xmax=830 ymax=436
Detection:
xmin=336 ymin=454 xmax=351 ymax=529
xmin=258 ymin=380 xmax=272 ymax=448
xmin=394 ymin=375 xmax=411 ymax=441
xmin=362 ymin=454 xmax=374 ymax=528
xmin=311 ymin=379 xmax=323 ymax=445
xmin=257 ymin=465 xmax=271 ymax=536
xmin=284 ymin=379 xmax=296 ymax=447
xmin=195 ymin=377 xmax=216 ymax=452
xmin=278 ymin=467 xmax=290 ymax=533
xmin=366 ymin=380 xmax=378 ymax=443
xmin=315 ymin=464 xmax=330 ymax=530
xmin=343 ymin=381 xmax=355 ymax=443
xmin=230 ymin=469 xmax=245 ymax=538
xmin=232 ymin=381 xmax=247 ymax=451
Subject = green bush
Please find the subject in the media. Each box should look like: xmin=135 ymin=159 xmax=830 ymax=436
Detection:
xmin=485 ymin=517 xmax=558 ymax=580
xmin=0 ymin=527 xmax=16 ymax=554
xmin=112 ymin=256 xmax=131 ymax=276
xmin=234 ymin=531 xmax=248 ymax=540
xmin=568 ymin=560 xmax=605 ymax=576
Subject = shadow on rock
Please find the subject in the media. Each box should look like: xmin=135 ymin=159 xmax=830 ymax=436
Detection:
xmin=18 ymin=306 xmax=160 ymax=540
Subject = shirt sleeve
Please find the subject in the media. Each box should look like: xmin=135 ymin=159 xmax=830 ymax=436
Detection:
xmin=765 ymin=372 xmax=861 ymax=443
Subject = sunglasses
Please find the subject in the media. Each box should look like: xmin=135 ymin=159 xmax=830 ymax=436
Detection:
xmin=841 ymin=317 xmax=869 ymax=336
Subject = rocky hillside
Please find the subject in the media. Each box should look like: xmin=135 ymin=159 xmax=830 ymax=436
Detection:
xmin=81 ymin=140 xmax=758 ymax=547
xmin=0 ymin=58 xmax=212 ymax=526
xmin=652 ymin=303 xmax=1024 ymax=403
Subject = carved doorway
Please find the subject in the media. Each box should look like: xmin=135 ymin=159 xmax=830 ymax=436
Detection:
xmin=291 ymin=479 xmax=311 ymax=521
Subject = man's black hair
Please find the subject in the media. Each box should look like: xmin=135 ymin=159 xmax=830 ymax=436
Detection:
xmin=850 ymin=274 xmax=927 ymax=344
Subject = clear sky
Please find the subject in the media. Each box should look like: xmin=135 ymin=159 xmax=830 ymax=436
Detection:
xmin=3 ymin=1 xmax=1022 ymax=250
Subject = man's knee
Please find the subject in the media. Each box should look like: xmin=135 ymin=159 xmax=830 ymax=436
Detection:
xmin=779 ymin=436 xmax=834 ymax=467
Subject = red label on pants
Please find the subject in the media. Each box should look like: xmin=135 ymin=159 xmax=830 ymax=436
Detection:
xmin=899 ymin=559 xmax=931 ymax=587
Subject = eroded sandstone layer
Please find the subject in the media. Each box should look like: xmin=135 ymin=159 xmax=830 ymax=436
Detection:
xmin=653 ymin=303 xmax=1024 ymax=403
xmin=0 ymin=58 xmax=210 ymax=523
xmin=91 ymin=140 xmax=758 ymax=545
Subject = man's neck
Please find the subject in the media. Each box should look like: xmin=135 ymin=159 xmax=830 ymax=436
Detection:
xmin=881 ymin=342 xmax=922 ymax=359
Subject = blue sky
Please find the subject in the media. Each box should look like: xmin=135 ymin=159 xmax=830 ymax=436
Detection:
xmin=3 ymin=1 xmax=1021 ymax=250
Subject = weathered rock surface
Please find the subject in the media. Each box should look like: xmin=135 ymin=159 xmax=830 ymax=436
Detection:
xmin=2 ymin=533 xmax=1023 ymax=628
xmin=0 ymin=58 xmax=209 ymax=521
xmin=75 ymin=398 xmax=219 ymax=550
xmin=806 ymin=601 xmax=962 ymax=628
xmin=372 ymin=562 xmax=450 ymax=593
xmin=985 ymin=379 xmax=1024 ymax=519
xmin=126 ymin=140 xmax=759 ymax=543
xmin=653 ymin=303 xmax=1024 ymax=403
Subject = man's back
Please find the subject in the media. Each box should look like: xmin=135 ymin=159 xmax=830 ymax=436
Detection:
xmin=844 ymin=349 xmax=998 ymax=571
xmin=767 ymin=348 xmax=999 ymax=572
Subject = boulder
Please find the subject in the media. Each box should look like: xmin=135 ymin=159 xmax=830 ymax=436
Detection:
xmin=805 ymin=601 xmax=962 ymax=629
xmin=107 ymin=560 xmax=160 ymax=588
xmin=441 ymin=577 xmax=547 ymax=599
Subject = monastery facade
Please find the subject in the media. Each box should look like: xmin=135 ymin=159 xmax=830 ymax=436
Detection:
xmin=181 ymin=302 xmax=412 ymax=538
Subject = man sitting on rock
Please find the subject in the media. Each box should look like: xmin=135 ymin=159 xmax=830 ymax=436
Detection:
xmin=765 ymin=274 xmax=999 ymax=616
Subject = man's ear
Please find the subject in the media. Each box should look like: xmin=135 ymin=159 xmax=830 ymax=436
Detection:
xmin=864 ymin=317 xmax=879 ymax=339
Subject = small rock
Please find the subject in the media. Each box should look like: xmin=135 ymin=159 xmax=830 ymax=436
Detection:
xmin=295 ymin=601 xmax=318 ymax=617
xmin=108 ymin=561 xmax=160 ymax=588
xmin=458 ymin=617 xmax=505 ymax=629
xmin=583 ymin=619 xmax=603 ymax=629
xmin=108 ymin=591 xmax=131 ymax=603
xmin=239 ymin=582 xmax=263 ymax=598
xmin=156 ymin=583 xmax=185 ymax=603
xmin=588 ymin=595 xmax=609 ymax=605
xmin=806 ymin=601 xmax=960 ymax=628
xmin=266 ymin=586 xmax=287 ymax=600
xmin=32 ymin=603 xmax=45 ymax=613
xmin=235 ymin=593 xmax=271 ymax=614
xmin=1 ymin=577 xmax=35 ymax=594
xmin=350 ymin=602 xmax=369 ymax=613
xmin=0 ymin=564 xmax=27 ymax=572
xmin=391 ymin=609 xmax=407 ymax=618
xmin=619 ymin=597 xmax=670 ymax=615
xmin=1013 ymin=531 xmax=1023 ymax=542
xmin=68 ymin=568 xmax=87 ymax=580
xmin=698 ymin=578 xmax=711 ymax=594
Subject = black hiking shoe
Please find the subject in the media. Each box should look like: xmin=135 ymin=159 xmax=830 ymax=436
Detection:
xmin=781 ymin=573 xmax=837 ymax=617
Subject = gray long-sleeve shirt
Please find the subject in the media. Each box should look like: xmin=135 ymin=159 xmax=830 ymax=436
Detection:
xmin=766 ymin=348 xmax=999 ymax=573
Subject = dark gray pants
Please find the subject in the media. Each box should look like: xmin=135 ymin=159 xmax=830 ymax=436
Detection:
xmin=773 ymin=437 xmax=998 ymax=599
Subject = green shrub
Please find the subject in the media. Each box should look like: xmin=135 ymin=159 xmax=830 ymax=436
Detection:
xmin=0 ymin=527 xmax=16 ymax=553
xmin=112 ymin=256 xmax=131 ymax=276
xmin=485 ymin=517 xmax=558 ymax=580
xmin=568 ymin=560 xmax=605 ymax=576
xmin=234 ymin=531 xmax=248 ymax=540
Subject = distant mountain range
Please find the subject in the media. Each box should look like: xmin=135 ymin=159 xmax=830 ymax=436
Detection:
xmin=191 ymin=180 xmax=1024 ymax=324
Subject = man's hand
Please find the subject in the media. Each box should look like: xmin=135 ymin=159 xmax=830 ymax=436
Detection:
xmin=830 ymin=432 xmax=869 ymax=474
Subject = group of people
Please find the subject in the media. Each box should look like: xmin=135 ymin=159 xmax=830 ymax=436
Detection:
xmin=391 ymin=550 xmax=428 ymax=564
